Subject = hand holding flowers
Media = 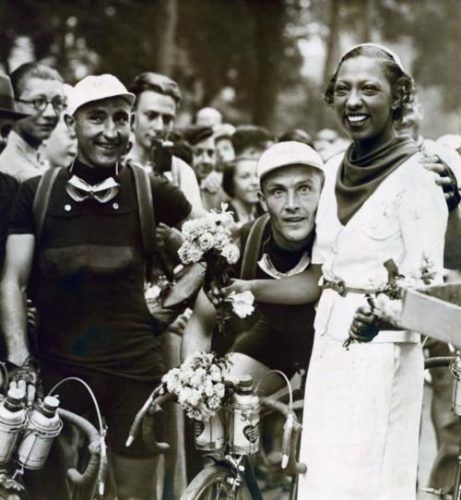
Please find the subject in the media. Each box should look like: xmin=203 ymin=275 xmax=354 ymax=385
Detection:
xmin=177 ymin=205 xmax=254 ymax=329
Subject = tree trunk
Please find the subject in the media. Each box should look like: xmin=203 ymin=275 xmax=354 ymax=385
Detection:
xmin=248 ymin=0 xmax=285 ymax=128
xmin=319 ymin=0 xmax=341 ymax=128
xmin=156 ymin=0 xmax=178 ymax=75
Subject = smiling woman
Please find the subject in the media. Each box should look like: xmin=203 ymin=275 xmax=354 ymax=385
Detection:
xmin=296 ymin=44 xmax=448 ymax=500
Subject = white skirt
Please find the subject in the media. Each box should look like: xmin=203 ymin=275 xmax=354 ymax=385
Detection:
xmin=297 ymin=330 xmax=424 ymax=500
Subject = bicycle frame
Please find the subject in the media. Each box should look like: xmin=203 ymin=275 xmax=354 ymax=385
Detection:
xmin=421 ymin=355 xmax=461 ymax=500
xmin=198 ymin=452 xmax=263 ymax=500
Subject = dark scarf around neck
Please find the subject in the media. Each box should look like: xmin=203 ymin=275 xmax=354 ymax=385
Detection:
xmin=335 ymin=137 xmax=418 ymax=225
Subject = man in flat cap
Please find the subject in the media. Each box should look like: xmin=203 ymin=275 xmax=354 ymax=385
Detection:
xmin=1 ymin=74 xmax=200 ymax=499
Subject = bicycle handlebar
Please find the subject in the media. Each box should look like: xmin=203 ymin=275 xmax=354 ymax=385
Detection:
xmin=57 ymin=408 xmax=105 ymax=488
xmin=126 ymin=391 xmax=173 ymax=454
xmin=260 ymin=396 xmax=307 ymax=475
xmin=424 ymin=356 xmax=457 ymax=369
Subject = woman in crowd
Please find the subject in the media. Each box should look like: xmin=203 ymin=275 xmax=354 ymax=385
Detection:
xmin=295 ymin=44 xmax=448 ymax=499
xmin=221 ymin=156 xmax=261 ymax=227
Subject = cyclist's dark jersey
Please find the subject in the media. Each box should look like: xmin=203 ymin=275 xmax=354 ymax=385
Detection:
xmin=212 ymin=219 xmax=316 ymax=377
xmin=9 ymin=159 xmax=191 ymax=381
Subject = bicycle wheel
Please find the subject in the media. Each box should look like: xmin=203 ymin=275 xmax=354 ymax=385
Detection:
xmin=181 ymin=464 xmax=253 ymax=500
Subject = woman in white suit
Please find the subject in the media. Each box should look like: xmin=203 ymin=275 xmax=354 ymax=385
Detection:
xmin=295 ymin=44 xmax=448 ymax=500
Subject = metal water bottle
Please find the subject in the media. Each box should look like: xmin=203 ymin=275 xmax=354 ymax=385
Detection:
xmin=0 ymin=388 xmax=26 ymax=466
xmin=16 ymin=395 xmax=62 ymax=470
xmin=230 ymin=376 xmax=260 ymax=455
xmin=194 ymin=412 xmax=225 ymax=451
xmin=451 ymin=355 xmax=461 ymax=416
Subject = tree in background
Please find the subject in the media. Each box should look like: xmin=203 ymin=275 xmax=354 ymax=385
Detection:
xmin=0 ymin=0 xmax=459 ymax=136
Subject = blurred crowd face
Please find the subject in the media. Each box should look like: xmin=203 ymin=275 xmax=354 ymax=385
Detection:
xmin=75 ymin=97 xmax=131 ymax=168
xmin=333 ymin=56 xmax=395 ymax=149
xmin=215 ymin=136 xmax=235 ymax=164
xmin=42 ymin=113 xmax=77 ymax=168
xmin=133 ymin=90 xmax=176 ymax=149
xmin=192 ymin=135 xmax=217 ymax=181
xmin=232 ymin=157 xmax=259 ymax=205
xmin=196 ymin=107 xmax=222 ymax=127
xmin=15 ymin=77 xmax=64 ymax=147
xmin=261 ymin=165 xmax=322 ymax=250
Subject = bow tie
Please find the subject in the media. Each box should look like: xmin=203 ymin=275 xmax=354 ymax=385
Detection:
xmin=257 ymin=252 xmax=311 ymax=280
xmin=66 ymin=175 xmax=120 ymax=203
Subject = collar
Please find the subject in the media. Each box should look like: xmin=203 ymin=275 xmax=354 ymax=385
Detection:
xmin=70 ymin=158 xmax=119 ymax=185
xmin=257 ymin=225 xmax=314 ymax=277
xmin=9 ymin=130 xmax=46 ymax=170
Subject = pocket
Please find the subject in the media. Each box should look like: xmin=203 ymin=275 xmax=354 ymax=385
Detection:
xmin=360 ymin=212 xmax=400 ymax=241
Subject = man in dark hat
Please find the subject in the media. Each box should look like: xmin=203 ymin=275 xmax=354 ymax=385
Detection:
xmin=183 ymin=125 xmax=216 ymax=182
xmin=0 ymin=63 xmax=64 ymax=182
xmin=183 ymin=125 xmax=228 ymax=210
xmin=0 ymin=73 xmax=30 ymax=153
xmin=0 ymin=74 xmax=30 ymax=267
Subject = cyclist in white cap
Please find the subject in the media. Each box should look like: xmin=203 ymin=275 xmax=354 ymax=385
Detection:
xmin=182 ymin=140 xmax=324 ymax=391
xmin=1 ymin=73 xmax=200 ymax=499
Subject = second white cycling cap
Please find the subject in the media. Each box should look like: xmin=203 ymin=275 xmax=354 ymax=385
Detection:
xmin=68 ymin=74 xmax=135 ymax=115
xmin=257 ymin=141 xmax=325 ymax=181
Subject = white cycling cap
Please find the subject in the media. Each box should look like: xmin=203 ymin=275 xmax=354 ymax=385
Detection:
xmin=68 ymin=74 xmax=135 ymax=115
xmin=257 ymin=141 xmax=325 ymax=181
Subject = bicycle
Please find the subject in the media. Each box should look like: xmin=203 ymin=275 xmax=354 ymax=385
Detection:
xmin=420 ymin=353 xmax=461 ymax=500
xmin=128 ymin=375 xmax=306 ymax=500
xmin=0 ymin=372 xmax=107 ymax=500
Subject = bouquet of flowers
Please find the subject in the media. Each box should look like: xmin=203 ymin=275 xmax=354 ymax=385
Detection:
xmin=344 ymin=257 xmax=439 ymax=349
xmin=178 ymin=204 xmax=254 ymax=331
xmin=159 ymin=352 xmax=231 ymax=421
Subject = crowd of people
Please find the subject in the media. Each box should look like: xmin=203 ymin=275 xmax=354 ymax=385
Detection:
xmin=0 ymin=42 xmax=459 ymax=500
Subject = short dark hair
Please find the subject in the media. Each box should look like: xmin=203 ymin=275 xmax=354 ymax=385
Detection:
xmin=222 ymin=161 xmax=236 ymax=198
xmin=324 ymin=45 xmax=416 ymax=123
xmin=222 ymin=156 xmax=259 ymax=198
xmin=129 ymin=72 xmax=181 ymax=108
xmin=10 ymin=62 xmax=62 ymax=98
xmin=278 ymin=129 xmax=314 ymax=148
xmin=231 ymin=125 xmax=272 ymax=157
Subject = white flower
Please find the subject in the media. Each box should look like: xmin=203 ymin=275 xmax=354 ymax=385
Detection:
xmin=221 ymin=244 xmax=240 ymax=264
xmin=190 ymin=367 xmax=206 ymax=388
xmin=209 ymin=365 xmax=222 ymax=382
xmin=226 ymin=290 xmax=255 ymax=318
xmin=145 ymin=285 xmax=161 ymax=301
xmin=198 ymin=232 xmax=215 ymax=251
xmin=178 ymin=242 xmax=203 ymax=264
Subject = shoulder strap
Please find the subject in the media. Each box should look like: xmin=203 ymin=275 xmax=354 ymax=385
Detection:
xmin=240 ymin=213 xmax=270 ymax=280
xmin=33 ymin=167 xmax=61 ymax=244
xmin=126 ymin=161 xmax=156 ymax=259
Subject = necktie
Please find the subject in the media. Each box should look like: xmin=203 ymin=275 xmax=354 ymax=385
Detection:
xmin=66 ymin=175 xmax=119 ymax=203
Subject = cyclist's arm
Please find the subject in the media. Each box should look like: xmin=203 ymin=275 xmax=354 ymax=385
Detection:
xmin=223 ymin=264 xmax=322 ymax=305
xmin=0 ymin=234 xmax=35 ymax=365
xmin=181 ymin=288 xmax=217 ymax=361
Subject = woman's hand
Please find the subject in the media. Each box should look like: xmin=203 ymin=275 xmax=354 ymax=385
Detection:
xmin=348 ymin=305 xmax=382 ymax=343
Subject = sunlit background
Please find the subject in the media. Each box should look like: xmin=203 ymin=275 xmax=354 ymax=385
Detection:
xmin=1 ymin=0 xmax=459 ymax=139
